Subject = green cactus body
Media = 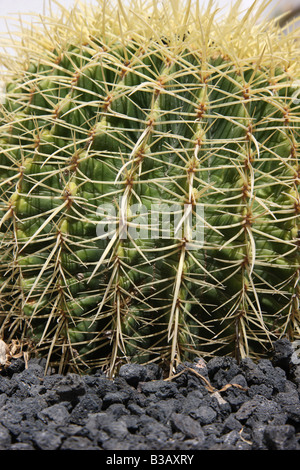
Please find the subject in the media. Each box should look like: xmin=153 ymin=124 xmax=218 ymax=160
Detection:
xmin=0 ymin=0 xmax=299 ymax=374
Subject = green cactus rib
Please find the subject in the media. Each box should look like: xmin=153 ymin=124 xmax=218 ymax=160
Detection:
xmin=0 ymin=0 xmax=299 ymax=374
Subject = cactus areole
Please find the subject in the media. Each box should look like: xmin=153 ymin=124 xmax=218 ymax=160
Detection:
xmin=0 ymin=0 xmax=299 ymax=375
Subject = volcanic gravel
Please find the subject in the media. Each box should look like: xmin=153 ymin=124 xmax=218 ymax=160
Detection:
xmin=0 ymin=338 xmax=300 ymax=451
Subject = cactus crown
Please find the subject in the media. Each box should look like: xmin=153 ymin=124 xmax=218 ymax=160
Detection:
xmin=0 ymin=0 xmax=299 ymax=375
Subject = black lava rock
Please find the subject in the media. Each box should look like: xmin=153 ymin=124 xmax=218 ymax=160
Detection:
xmin=272 ymin=338 xmax=294 ymax=373
xmin=0 ymin=339 xmax=299 ymax=450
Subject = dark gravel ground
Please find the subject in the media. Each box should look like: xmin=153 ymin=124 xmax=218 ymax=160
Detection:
xmin=1 ymin=338 xmax=300 ymax=451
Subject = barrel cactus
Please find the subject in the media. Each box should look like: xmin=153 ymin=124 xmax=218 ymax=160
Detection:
xmin=0 ymin=0 xmax=299 ymax=375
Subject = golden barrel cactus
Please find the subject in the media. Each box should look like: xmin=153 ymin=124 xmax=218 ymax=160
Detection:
xmin=0 ymin=0 xmax=299 ymax=374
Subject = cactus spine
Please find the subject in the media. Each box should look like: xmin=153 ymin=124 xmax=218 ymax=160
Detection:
xmin=0 ymin=0 xmax=299 ymax=374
